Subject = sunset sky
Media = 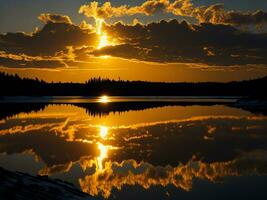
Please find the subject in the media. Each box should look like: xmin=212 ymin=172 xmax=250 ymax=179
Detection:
xmin=1 ymin=0 xmax=267 ymax=82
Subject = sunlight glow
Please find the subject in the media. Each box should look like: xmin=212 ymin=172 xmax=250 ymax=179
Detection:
xmin=99 ymin=126 xmax=108 ymax=139
xmin=97 ymin=33 xmax=109 ymax=49
xmin=98 ymin=95 xmax=109 ymax=103
xmin=95 ymin=18 xmax=116 ymax=50
xmin=97 ymin=143 xmax=108 ymax=170
xmin=96 ymin=18 xmax=103 ymax=35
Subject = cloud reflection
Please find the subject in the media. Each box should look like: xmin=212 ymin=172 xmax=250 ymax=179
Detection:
xmin=79 ymin=150 xmax=267 ymax=198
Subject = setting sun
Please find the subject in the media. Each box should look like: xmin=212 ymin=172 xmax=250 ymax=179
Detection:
xmin=98 ymin=95 xmax=109 ymax=103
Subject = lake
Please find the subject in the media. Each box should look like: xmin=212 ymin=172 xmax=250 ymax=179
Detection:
xmin=0 ymin=97 xmax=267 ymax=199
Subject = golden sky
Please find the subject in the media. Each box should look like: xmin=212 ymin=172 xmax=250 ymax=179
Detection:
xmin=1 ymin=0 xmax=267 ymax=82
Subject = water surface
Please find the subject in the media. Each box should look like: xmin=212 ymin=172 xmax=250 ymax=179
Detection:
xmin=0 ymin=97 xmax=267 ymax=199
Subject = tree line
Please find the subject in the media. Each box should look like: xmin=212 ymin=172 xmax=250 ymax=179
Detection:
xmin=0 ymin=72 xmax=266 ymax=97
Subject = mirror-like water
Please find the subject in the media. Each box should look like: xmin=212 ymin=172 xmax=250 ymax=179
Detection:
xmin=0 ymin=97 xmax=267 ymax=199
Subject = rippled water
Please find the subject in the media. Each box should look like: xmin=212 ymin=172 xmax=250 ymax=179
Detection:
xmin=0 ymin=97 xmax=267 ymax=199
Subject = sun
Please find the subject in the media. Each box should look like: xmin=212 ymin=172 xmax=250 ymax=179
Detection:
xmin=98 ymin=95 xmax=109 ymax=103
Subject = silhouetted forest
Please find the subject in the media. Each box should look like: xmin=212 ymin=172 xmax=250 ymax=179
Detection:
xmin=1 ymin=100 xmax=266 ymax=121
xmin=0 ymin=72 xmax=267 ymax=96
xmin=0 ymin=102 xmax=228 ymax=120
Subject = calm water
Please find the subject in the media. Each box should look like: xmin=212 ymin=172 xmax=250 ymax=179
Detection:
xmin=0 ymin=97 xmax=267 ymax=199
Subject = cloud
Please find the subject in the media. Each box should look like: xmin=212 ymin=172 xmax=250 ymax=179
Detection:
xmin=131 ymin=0 xmax=170 ymax=16
xmin=0 ymin=51 xmax=65 ymax=68
xmin=0 ymin=22 xmax=96 ymax=56
xmin=193 ymin=4 xmax=267 ymax=26
xmin=1 ymin=3 xmax=267 ymax=69
xmin=0 ymin=14 xmax=98 ymax=69
xmin=79 ymin=1 xmax=129 ymax=19
xmin=79 ymin=20 xmax=93 ymax=30
xmin=79 ymin=0 xmax=267 ymax=27
xmin=220 ymin=10 xmax=267 ymax=26
xmin=0 ymin=123 xmax=55 ymax=135
xmin=38 ymin=13 xmax=73 ymax=24
xmin=79 ymin=150 xmax=267 ymax=198
xmin=92 ymin=19 xmax=267 ymax=65
xmin=78 ymin=0 xmax=189 ymax=19
xmin=93 ymin=44 xmax=151 ymax=60
xmin=39 ymin=162 xmax=73 ymax=176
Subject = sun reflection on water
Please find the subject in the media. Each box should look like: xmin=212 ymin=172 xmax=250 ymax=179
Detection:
xmin=97 ymin=125 xmax=109 ymax=170
xmin=98 ymin=95 xmax=109 ymax=103
xmin=97 ymin=143 xmax=108 ymax=170
xmin=99 ymin=126 xmax=108 ymax=139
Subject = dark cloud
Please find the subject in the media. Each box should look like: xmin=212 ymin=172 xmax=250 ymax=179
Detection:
xmin=0 ymin=22 xmax=97 ymax=56
xmin=38 ymin=13 xmax=73 ymax=24
xmin=0 ymin=14 xmax=99 ymax=68
xmin=92 ymin=19 xmax=267 ymax=65
xmin=1 ymin=8 xmax=267 ymax=69
xmin=222 ymin=10 xmax=267 ymax=26
xmin=194 ymin=4 xmax=267 ymax=26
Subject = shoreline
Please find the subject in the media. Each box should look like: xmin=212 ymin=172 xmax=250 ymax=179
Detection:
xmin=0 ymin=167 xmax=93 ymax=200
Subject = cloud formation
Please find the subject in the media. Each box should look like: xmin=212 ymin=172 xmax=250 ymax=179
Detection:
xmin=78 ymin=0 xmax=193 ymax=19
xmin=0 ymin=2 xmax=267 ymax=69
xmin=79 ymin=150 xmax=267 ymax=198
xmin=93 ymin=20 xmax=267 ymax=65
xmin=0 ymin=51 xmax=65 ymax=68
xmin=79 ymin=1 xmax=129 ymax=19
xmin=0 ymin=14 xmax=98 ymax=68
xmin=0 ymin=22 xmax=96 ymax=56
xmin=38 ymin=13 xmax=73 ymax=24
xmin=79 ymin=0 xmax=267 ymax=27
xmin=193 ymin=4 xmax=267 ymax=26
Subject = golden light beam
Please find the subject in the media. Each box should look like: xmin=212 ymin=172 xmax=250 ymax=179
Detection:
xmin=97 ymin=33 xmax=109 ymax=49
xmin=96 ymin=125 xmax=109 ymax=170
xmin=97 ymin=142 xmax=108 ymax=170
xmin=95 ymin=18 xmax=116 ymax=50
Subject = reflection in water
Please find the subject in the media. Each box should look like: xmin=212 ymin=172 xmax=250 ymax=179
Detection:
xmin=79 ymin=150 xmax=267 ymax=198
xmin=98 ymin=95 xmax=109 ymax=103
xmin=97 ymin=143 xmax=108 ymax=171
xmin=1 ymin=100 xmax=253 ymax=121
xmin=0 ymin=103 xmax=267 ymax=199
xmin=99 ymin=126 xmax=108 ymax=139
xmin=97 ymin=125 xmax=109 ymax=170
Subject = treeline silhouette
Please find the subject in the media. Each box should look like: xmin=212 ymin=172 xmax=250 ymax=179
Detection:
xmin=1 ymin=101 xmax=266 ymax=121
xmin=0 ymin=102 xmax=226 ymax=120
xmin=0 ymin=103 xmax=47 ymax=120
xmin=76 ymin=102 xmax=227 ymax=117
xmin=0 ymin=72 xmax=267 ymax=96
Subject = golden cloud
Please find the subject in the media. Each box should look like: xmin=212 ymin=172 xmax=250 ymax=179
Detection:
xmin=79 ymin=0 xmax=267 ymax=26
xmin=38 ymin=13 xmax=73 ymax=24
xmin=79 ymin=150 xmax=267 ymax=198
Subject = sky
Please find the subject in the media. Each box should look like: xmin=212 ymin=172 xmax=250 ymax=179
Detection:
xmin=0 ymin=0 xmax=267 ymax=82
